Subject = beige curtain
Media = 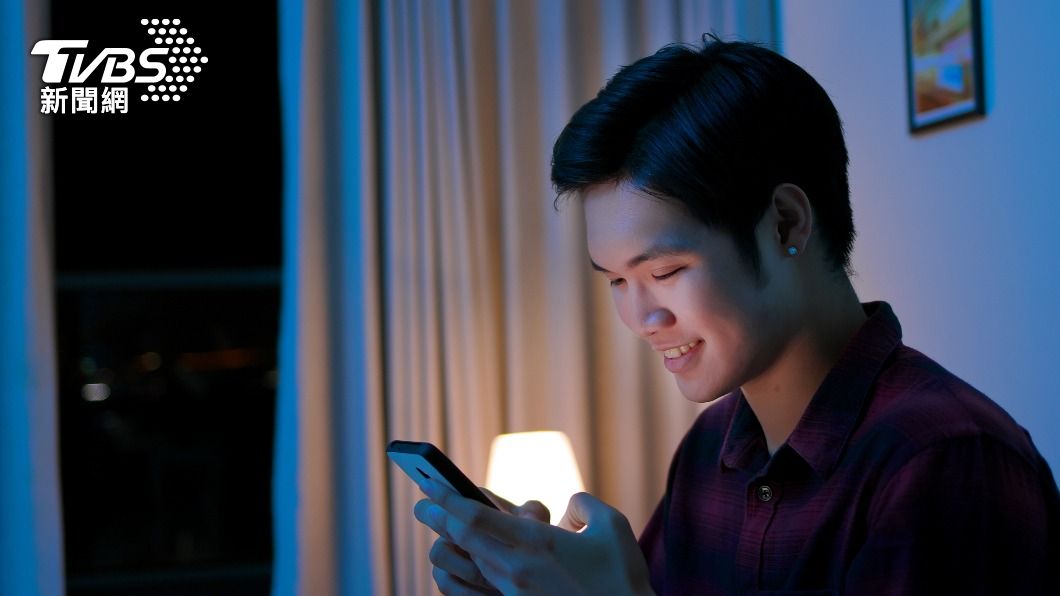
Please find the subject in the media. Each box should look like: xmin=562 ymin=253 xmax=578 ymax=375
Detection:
xmin=276 ymin=1 xmax=775 ymax=594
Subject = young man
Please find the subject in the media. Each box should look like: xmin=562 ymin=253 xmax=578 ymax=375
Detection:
xmin=413 ymin=37 xmax=1059 ymax=594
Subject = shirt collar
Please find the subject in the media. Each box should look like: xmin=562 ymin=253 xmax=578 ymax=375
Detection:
xmin=719 ymin=301 xmax=904 ymax=478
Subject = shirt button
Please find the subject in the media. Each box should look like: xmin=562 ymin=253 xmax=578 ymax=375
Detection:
xmin=756 ymin=484 xmax=774 ymax=502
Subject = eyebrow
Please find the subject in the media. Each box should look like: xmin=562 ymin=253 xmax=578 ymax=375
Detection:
xmin=590 ymin=238 xmax=695 ymax=273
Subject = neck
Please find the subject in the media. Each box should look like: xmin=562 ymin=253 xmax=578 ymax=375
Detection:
xmin=741 ymin=280 xmax=867 ymax=456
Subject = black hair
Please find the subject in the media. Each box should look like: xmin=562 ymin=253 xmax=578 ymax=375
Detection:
xmin=551 ymin=34 xmax=854 ymax=279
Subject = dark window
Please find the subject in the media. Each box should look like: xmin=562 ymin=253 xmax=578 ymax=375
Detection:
xmin=48 ymin=1 xmax=281 ymax=594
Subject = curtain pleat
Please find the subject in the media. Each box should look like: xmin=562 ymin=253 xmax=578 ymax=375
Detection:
xmin=276 ymin=0 xmax=391 ymax=594
xmin=275 ymin=0 xmax=339 ymax=592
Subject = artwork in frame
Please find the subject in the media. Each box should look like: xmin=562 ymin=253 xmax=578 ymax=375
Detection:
xmin=904 ymin=0 xmax=986 ymax=132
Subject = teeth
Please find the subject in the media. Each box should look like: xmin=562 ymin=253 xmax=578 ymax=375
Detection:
xmin=663 ymin=340 xmax=699 ymax=359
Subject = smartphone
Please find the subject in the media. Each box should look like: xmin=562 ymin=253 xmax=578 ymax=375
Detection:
xmin=386 ymin=440 xmax=499 ymax=510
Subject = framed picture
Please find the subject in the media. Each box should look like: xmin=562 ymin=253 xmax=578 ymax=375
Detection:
xmin=903 ymin=0 xmax=985 ymax=132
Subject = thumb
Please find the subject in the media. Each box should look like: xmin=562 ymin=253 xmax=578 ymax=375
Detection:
xmin=558 ymin=492 xmax=618 ymax=534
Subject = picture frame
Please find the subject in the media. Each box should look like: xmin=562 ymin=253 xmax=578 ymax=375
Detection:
xmin=903 ymin=0 xmax=986 ymax=133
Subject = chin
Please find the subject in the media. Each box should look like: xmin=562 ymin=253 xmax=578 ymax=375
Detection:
xmin=676 ymin=380 xmax=731 ymax=404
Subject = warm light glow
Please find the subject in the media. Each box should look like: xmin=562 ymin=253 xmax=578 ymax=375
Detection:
xmin=485 ymin=431 xmax=585 ymax=525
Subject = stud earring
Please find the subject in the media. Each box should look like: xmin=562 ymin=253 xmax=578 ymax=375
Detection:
xmin=787 ymin=246 xmax=798 ymax=256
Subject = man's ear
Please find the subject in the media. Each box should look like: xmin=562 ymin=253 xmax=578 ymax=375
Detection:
xmin=770 ymin=183 xmax=813 ymax=255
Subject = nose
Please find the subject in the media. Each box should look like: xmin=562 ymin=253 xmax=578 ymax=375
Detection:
xmin=638 ymin=306 xmax=676 ymax=337
xmin=616 ymin=284 xmax=676 ymax=338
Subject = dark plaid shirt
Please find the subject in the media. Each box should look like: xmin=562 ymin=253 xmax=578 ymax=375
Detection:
xmin=639 ymin=301 xmax=1059 ymax=595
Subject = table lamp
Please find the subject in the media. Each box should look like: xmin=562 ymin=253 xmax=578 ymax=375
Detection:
xmin=485 ymin=430 xmax=585 ymax=525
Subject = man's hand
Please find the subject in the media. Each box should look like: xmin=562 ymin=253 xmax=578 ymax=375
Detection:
xmin=413 ymin=479 xmax=654 ymax=596
xmin=417 ymin=488 xmax=548 ymax=594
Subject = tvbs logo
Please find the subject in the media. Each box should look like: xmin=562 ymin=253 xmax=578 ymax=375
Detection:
xmin=31 ymin=40 xmax=167 ymax=84
xmin=32 ymin=18 xmax=207 ymax=114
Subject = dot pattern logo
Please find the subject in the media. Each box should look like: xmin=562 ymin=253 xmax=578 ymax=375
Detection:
xmin=32 ymin=17 xmax=210 ymax=114
xmin=139 ymin=18 xmax=207 ymax=102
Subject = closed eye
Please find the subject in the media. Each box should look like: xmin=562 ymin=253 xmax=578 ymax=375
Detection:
xmin=652 ymin=267 xmax=684 ymax=281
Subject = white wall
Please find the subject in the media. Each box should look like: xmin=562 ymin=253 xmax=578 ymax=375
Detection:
xmin=780 ymin=0 xmax=1060 ymax=470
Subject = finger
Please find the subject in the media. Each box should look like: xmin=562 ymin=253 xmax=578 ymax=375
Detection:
xmin=514 ymin=499 xmax=550 ymax=523
xmin=414 ymin=498 xmax=449 ymax=539
xmin=475 ymin=488 xmax=550 ymax=523
xmin=416 ymin=499 xmax=510 ymax=556
xmin=421 ymin=478 xmax=536 ymax=547
xmin=429 ymin=537 xmax=494 ymax=590
xmin=479 ymin=487 xmax=515 ymax=513
xmin=432 ymin=566 xmax=502 ymax=596
xmin=557 ymin=491 xmax=621 ymax=534
xmin=557 ymin=492 xmax=589 ymax=532
xmin=416 ymin=492 xmax=514 ymax=561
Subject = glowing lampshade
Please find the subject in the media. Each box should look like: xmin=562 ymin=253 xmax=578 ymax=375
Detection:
xmin=485 ymin=431 xmax=585 ymax=525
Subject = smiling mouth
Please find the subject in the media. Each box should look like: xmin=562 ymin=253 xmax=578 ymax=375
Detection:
xmin=662 ymin=340 xmax=702 ymax=359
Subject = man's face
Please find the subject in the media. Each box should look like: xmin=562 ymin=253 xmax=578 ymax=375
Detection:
xmin=583 ymin=183 xmax=792 ymax=403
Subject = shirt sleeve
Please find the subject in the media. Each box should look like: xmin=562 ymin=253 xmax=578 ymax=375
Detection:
xmin=844 ymin=434 xmax=1060 ymax=595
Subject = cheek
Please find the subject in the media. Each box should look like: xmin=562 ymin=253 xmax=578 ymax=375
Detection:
xmin=669 ymin=274 xmax=736 ymax=328
xmin=612 ymin=290 xmax=639 ymax=332
xmin=672 ymin=273 xmax=761 ymax=356
xmin=688 ymin=284 xmax=781 ymax=385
